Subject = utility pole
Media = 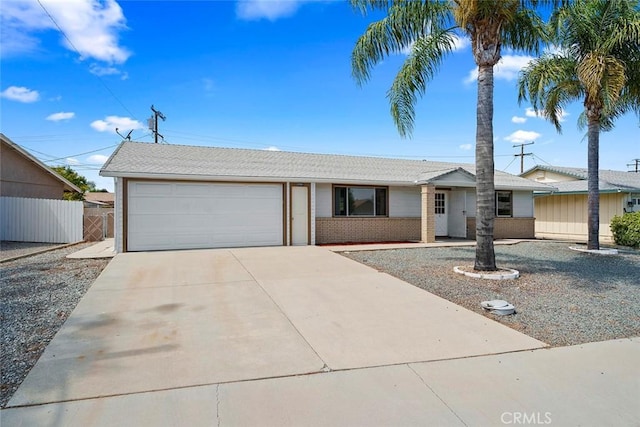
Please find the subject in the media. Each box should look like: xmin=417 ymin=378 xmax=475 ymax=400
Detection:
xmin=627 ymin=159 xmax=640 ymax=173
xmin=513 ymin=141 xmax=534 ymax=174
xmin=149 ymin=105 xmax=166 ymax=143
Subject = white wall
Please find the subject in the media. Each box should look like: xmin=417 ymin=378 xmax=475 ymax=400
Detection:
xmin=448 ymin=190 xmax=467 ymax=238
xmin=389 ymin=186 xmax=421 ymax=217
xmin=315 ymin=184 xmax=420 ymax=218
xmin=315 ymin=183 xmax=332 ymax=217
xmin=513 ymin=191 xmax=533 ymax=217
xmin=465 ymin=190 xmax=533 ymax=218
xmin=465 ymin=190 xmax=477 ymax=217
xmin=310 ymin=182 xmax=316 ymax=244
xmin=115 ymin=177 xmax=124 ymax=252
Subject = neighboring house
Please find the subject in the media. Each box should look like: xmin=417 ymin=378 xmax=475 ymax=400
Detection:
xmin=100 ymin=141 xmax=551 ymax=253
xmin=0 ymin=133 xmax=82 ymax=199
xmin=84 ymin=192 xmax=115 ymax=208
xmin=521 ymin=165 xmax=640 ymax=243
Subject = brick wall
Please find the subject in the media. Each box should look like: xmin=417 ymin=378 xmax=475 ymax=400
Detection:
xmin=421 ymin=185 xmax=436 ymax=243
xmin=315 ymin=217 xmax=421 ymax=244
xmin=466 ymin=217 xmax=535 ymax=240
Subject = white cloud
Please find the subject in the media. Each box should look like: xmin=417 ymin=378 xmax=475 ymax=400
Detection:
xmin=1 ymin=0 xmax=130 ymax=63
xmin=90 ymin=115 xmax=144 ymax=133
xmin=459 ymin=143 xmax=472 ymax=151
xmin=89 ymin=63 xmax=128 ymax=79
xmin=526 ymin=107 xmax=569 ymax=122
xmin=87 ymin=154 xmax=109 ymax=164
xmin=504 ymin=130 xmax=541 ymax=143
xmin=511 ymin=116 xmax=527 ymax=124
xmin=464 ymin=54 xmax=533 ymax=84
xmin=65 ymin=157 xmax=79 ymax=165
xmin=1 ymin=85 xmax=40 ymax=102
xmin=236 ymin=0 xmax=301 ymax=21
xmin=46 ymin=111 xmax=75 ymax=121
xmin=452 ymin=34 xmax=470 ymax=51
xmin=264 ymin=146 xmax=280 ymax=151
xmin=525 ymin=107 xmax=542 ymax=118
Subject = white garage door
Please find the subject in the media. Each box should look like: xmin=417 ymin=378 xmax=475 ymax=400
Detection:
xmin=128 ymin=181 xmax=283 ymax=251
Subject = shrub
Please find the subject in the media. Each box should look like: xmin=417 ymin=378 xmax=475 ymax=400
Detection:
xmin=610 ymin=211 xmax=640 ymax=248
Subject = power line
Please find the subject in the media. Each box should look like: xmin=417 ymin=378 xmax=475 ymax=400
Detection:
xmin=40 ymin=144 xmax=120 ymax=163
xmin=36 ymin=0 xmax=138 ymax=120
xmin=532 ymin=154 xmax=554 ymax=166
xmin=501 ymin=156 xmax=518 ymax=173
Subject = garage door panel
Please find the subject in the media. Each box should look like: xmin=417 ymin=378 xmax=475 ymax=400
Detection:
xmin=132 ymin=183 xmax=164 ymax=194
xmin=128 ymin=181 xmax=283 ymax=251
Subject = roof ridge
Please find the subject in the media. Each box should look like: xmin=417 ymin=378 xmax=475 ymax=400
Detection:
xmin=121 ymin=140 xmax=474 ymax=167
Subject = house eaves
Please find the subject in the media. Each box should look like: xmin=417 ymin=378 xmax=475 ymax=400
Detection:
xmin=415 ymin=167 xmax=477 ymax=187
xmin=1 ymin=133 xmax=83 ymax=194
xmin=101 ymin=141 xmax=554 ymax=191
xmin=99 ymin=170 xmax=416 ymax=187
xmin=522 ymin=165 xmax=640 ymax=193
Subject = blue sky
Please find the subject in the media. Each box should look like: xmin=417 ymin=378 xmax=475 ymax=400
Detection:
xmin=1 ymin=0 xmax=638 ymax=192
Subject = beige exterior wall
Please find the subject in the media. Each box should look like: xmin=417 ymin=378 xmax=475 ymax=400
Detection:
xmin=466 ymin=217 xmax=535 ymax=239
xmin=533 ymin=193 xmax=623 ymax=243
xmin=1 ymin=143 xmax=65 ymax=199
xmin=315 ymin=217 xmax=420 ymax=244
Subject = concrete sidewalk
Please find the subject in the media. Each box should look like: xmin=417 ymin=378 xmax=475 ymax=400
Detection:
xmin=2 ymin=246 xmax=637 ymax=425
xmin=3 ymin=339 xmax=638 ymax=426
xmin=66 ymin=239 xmax=116 ymax=259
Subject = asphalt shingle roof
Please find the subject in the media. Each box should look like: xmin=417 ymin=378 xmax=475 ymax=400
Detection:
xmin=101 ymin=141 xmax=550 ymax=190
xmin=522 ymin=165 xmax=640 ymax=193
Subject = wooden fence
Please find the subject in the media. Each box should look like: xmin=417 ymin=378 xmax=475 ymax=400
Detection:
xmin=0 ymin=197 xmax=83 ymax=243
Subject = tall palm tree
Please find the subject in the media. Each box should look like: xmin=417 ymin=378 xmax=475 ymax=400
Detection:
xmin=518 ymin=0 xmax=640 ymax=250
xmin=351 ymin=0 xmax=546 ymax=270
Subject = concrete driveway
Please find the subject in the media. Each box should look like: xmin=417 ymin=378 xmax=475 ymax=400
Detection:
xmin=8 ymin=246 xmax=636 ymax=425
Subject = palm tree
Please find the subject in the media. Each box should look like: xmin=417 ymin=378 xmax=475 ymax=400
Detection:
xmin=518 ymin=0 xmax=640 ymax=250
xmin=351 ymin=0 xmax=546 ymax=270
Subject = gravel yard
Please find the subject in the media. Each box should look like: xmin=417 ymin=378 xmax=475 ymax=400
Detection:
xmin=0 ymin=241 xmax=62 ymax=261
xmin=0 ymin=242 xmax=110 ymax=408
xmin=343 ymin=241 xmax=640 ymax=347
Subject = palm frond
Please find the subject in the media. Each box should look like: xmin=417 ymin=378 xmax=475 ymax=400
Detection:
xmin=518 ymin=53 xmax=581 ymax=132
xmin=351 ymin=1 xmax=452 ymax=85
xmin=501 ymin=6 xmax=546 ymax=53
xmin=387 ymin=29 xmax=458 ymax=137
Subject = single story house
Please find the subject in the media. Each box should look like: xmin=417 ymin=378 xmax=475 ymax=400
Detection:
xmin=521 ymin=165 xmax=640 ymax=243
xmin=84 ymin=192 xmax=115 ymax=208
xmin=1 ymin=133 xmax=82 ymax=199
xmin=100 ymin=141 xmax=552 ymax=252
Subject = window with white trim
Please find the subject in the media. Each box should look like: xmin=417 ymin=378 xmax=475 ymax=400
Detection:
xmin=334 ymin=186 xmax=388 ymax=217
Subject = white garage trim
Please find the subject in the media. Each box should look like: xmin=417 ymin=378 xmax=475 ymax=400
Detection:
xmin=126 ymin=180 xmax=284 ymax=251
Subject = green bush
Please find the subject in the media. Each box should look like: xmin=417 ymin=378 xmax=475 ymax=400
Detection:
xmin=610 ymin=211 xmax=640 ymax=248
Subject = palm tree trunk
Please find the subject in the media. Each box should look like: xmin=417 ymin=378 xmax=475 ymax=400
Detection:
xmin=587 ymin=117 xmax=600 ymax=250
xmin=474 ymin=64 xmax=496 ymax=270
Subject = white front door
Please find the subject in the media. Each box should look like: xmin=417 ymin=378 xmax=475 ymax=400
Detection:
xmin=291 ymin=185 xmax=309 ymax=245
xmin=435 ymin=191 xmax=448 ymax=237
